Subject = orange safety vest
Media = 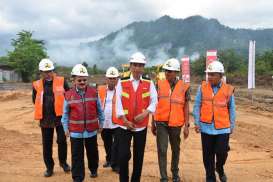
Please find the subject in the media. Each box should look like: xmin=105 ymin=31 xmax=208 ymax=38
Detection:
xmin=33 ymin=76 xmax=65 ymax=120
xmin=200 ymin=81 xmax=234 ymax=129
xmin=114 ymin=77 xmax=151 ymax=128
xmin=97 ymin=85 xmax=118 ymax=124
xmin=154 ymin=79 xmax=190 ymax=126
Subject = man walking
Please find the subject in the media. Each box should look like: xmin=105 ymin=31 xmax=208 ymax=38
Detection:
xmin=193 ymin=61 xmax=236 ymax=182
xmin=152 ymin=58 xmax=190 ymax=182
xmin=98 ymin=66 xmax=120 ymax=173
xmin=114 ymin=52 xmax=158 ymax=182
xmin=32 ymin=58 xmax=70 ymax=177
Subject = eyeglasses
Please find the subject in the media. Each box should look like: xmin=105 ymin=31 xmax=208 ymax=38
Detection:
xmin=76 ymin=79 xmax=87 ymax=83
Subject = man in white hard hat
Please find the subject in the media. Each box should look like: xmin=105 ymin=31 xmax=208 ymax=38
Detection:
xmin=98 ymin=67 xmax=120 ymax=173
xmin=32 ymin=58 xmax=70 ymax=177
xmin=152 ymin=58 xmax=190 ymax=182
xmin=193 ymin=61 xmax=236 ymax=182
xmin=61 ymin=64 xmax=104 ymax=182
xmin=114 ymin=52 xmax=158 ymax=182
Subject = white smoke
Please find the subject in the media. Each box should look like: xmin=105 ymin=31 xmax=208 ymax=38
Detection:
xmin=46 ymin=28 xmax=201 ymax=69
xmin=47 ymin=29 xmax=139 ymax=69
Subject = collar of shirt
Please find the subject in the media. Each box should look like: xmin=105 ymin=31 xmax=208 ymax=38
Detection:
xmin=130 ymin=74 xmax=142 ymax=82
xmin=75 ymin=86 xmax=85 ymax=96
xmin=210 ymin=81 xmax=222 ymax=89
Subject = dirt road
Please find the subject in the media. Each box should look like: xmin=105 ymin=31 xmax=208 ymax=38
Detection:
xmin=0 ymin=90 xmax=273 ymax=182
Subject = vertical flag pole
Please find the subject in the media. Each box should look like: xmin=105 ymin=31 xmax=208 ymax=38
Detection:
xmin=248 ymin=40 xmax=255 ymax=104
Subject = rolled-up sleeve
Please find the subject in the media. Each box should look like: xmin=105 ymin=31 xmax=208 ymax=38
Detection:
xmin=229 ymin=95 xmax=236 ymax=129
xmin=96 ymin=97 xmax=105 ymax=128
xmin=61 ymin=100 xmax=70 ymax=133
xmin=193 ymin=86 xmax=202 ymax=126
xmin=116 ymin=80 xmax=125 ymax=118
xmin=146 ymin=81 xmax=158 ymax=113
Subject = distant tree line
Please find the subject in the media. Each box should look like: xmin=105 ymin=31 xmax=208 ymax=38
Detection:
xmin=191 ymin=49 xmax=273 ymax=78
xmin=0 ymin=30 xmax=104 ymax=82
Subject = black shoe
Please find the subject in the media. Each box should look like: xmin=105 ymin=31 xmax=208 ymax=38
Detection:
xmin=60 ymin=163 xmax=71 ymax=172
xmin=44 ymin=169 xmax=53 ymax=177
xmin=90 ymin=172 xmax=98 ymax=178
xmin=216 ymin=168 xmax=227 ymax=182
xmin=173 ymin=176 xmax=181 ymax=182
xmin=103 ymin=161 xmax=111 ymax=168
xmin=112 ymin=167 xmax=120 ymax=174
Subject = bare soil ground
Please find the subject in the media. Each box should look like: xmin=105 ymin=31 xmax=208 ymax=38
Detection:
xmin=0 ymin=88 xmax=273 ymax=182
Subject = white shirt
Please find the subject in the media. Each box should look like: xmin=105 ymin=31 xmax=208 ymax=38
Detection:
xmin=103 ymin=89 xmax=119 ymax=129
xmin=116 ymin=75 xmax=158 ymax=132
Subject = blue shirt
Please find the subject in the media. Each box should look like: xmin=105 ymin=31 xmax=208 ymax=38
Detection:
xmin=61 ymin=88 xmax=105 ymax=138
xmin=193 ymin=82 xmax=236 ymax=135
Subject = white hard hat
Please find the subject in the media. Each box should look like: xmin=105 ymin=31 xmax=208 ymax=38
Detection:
xmin=71 ymin=64 xmax=89 ymax=76
xmin=163 ymin=58 xmax=180 ymax=71
xmin=129 ymin=52 xmax=146 ymax=64
xmin=106 ymin=67 xmax=119 ymax=78
xmin=39 ymin=58 xmax=54 ymax=71
xmin=205 ymin=61 xmax=225 ymax=73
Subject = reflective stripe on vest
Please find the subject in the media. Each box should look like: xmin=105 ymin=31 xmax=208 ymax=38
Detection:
xmin=70 ymin=119 xmax=98 ymax=124
xmin=114 ymin=78 xmax=151 ymax=127
xmin=200 ymin=81 xmax=234 ymax=129
xmin=154 ymin=79 xmax=189 ymax=126
xmin=33 ymin=76 xmax=65 ymax=120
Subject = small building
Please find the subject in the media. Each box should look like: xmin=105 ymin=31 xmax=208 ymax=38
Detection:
xmin=0 ymin=63 xmax=22 ymax=82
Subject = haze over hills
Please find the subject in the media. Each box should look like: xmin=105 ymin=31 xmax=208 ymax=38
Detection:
xmin=84 ymin=15 xmax=273 ymax=68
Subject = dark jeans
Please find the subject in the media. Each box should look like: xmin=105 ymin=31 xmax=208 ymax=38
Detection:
xmin=119 ymin=128 xmax=147 ymax=182
xmin=156 ymin=122 xmax=181 ymax=181
xmin=201 ymin=133 xmax=230 ymax=182
xmin=101 ymin=128 xmax=121 ymax=169
xmin=41 ymin=125 xmax=67 ymax=170
xmin=70 ymin=136 xmax=99 ymax=182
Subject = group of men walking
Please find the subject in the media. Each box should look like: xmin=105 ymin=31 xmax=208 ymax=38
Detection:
xmin=33 ymin=51 xmax=235 ymax=182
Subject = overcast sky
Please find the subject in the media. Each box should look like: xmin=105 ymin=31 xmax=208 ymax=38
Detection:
xmin=1 ymin=0 xmax=273 ymax=64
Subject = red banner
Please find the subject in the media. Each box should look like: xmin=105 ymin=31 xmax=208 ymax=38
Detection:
xmin=206 ymin=50 xmax=217 ymax=68
xmin=181 ymin=56 xmax=190 ymax=83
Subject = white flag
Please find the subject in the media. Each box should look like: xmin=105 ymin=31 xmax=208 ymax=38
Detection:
xmin=248 ymin=40 xmax=255 ymax=89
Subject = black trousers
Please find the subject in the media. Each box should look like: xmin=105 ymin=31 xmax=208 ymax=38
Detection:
xmin=101 ymin=128 xmax=121 ymax=168
xmin=101 ymin=128 xmax=114 ymax=163
xmin=41 ymin=125 xmax=67 ymax=170
xmin=201 ymin=133 xmax=230 ymax=182
xmin=119 ymin=128 xmax=147 ymax=182
xmin=70 ymin=136 xmax=99 ymax=182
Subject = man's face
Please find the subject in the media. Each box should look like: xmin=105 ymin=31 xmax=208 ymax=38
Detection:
xmin=106 ymin=77 xmax=118 ymax=90
xmin=74 ymin=76 xmax=88 ymax=90
xmin=130 ymin=63 xmax=145 ymax=79
xmin=208 ymin=72 xmax=222 ymax=85
xmin=165 ymin=70 xmax=178 ymax=82
xmin=41 ymin=70 xmax=54 ymax=80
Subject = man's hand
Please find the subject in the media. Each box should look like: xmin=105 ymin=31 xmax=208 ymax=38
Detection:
xmin=151 ymin=121 xmax=157 ymax=136
xmin=194 ymin=125 xmax=200 ymax=133
xmin=134 ymin=110 xmax=150 ymax=123
xmin=65 ymin=130 xmax=70 ymax=138
xmin=183 ymin=125 xmax=189 ymax=139
xmin=124 ymin=120 xmax=135 ymax=130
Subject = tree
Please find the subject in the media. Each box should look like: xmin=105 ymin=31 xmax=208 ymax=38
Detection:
xmin=92 ymin=64 xmax=98 ymax=74
xmin=7 ymin=30 xmax=47 ymax=82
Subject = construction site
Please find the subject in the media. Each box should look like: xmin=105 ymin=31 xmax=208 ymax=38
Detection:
xmin=1 ymin=3 xmax=273 ymax=181
xmin=0 ymin=79 xmax=273 ymax=182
